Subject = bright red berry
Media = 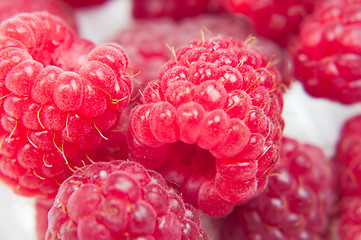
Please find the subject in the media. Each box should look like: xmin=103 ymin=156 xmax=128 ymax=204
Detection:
xmin=220 ymin=0 xmax=316 ymax=46
xmin=127 ymin=36 xmax=284 ymax=217
xmin=222 ymin=137 xmax=334 ymax=239
xmin=292 ymin=0 xmax=361 ymax=104
xmin=0 ymin=12 xmax=132 ymax=197
xmin=45 ymin=160 xmax=209 ymax=240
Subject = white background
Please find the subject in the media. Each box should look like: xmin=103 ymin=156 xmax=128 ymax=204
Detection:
xmin=1 ymin=0 xmax=361 ymax=239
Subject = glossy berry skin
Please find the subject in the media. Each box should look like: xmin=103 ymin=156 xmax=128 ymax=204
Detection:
xmin=45 ymin=160 xmax=209 ymax=240
xmin=0 ymin=12 xmax=132 ymax=197
xmin=292 ymin=0 xmax=361 ymax=104
xmin=127 ymin=37 xmax=284 ymax=217
xmin=220 ymin=0 xmax=315 ymax=46
xmin=333 ymin=115 xmax=361 ymax=239
xmin=223 ymin=137 xmax=334 ymax=239
xmin=114 ymin=14 xmax=293 ymax=98
xmin=132 ymin=0 xmax=222 ymax=20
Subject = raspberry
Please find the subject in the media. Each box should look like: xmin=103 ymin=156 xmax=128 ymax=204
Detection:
xmin=132 ymin=0 xmax=222 ymax=20
xmin=292 ymin=0 xmax=361 ymax=104
xmin=0 ymin=0 xmax=76 ymax=30
xmin=220 ymin=0 xmax=316 ymax=46
xmin=0 ymin=12 xmax=132 ymax=197
xmin=331 ymin=114 xmax=361 ymax=239
xmin=45 ymin=160 xmax=209 ymax=240
xmin=114 ymin=14 xmax=294 ymax=94
xmin=62 ymin=0 xmax=110 ymax=8
xmin=127 ymin=37 xmax=284 ymax=217
xmin=36 ymin=197 xmax=54 ymax=240
xmin=222 ymin=137 xmax=334 ymax=239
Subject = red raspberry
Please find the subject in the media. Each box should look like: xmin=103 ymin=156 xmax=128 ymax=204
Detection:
xmin=334 ymin=197 xmax=361 ymax=240
xmin=334 ymin=114 xmax=361 ymax=196
xmin=127 ymin=37 xmax=284 ymax=217
xmin=332 ymin=115 xmax=361 ymax=239
xmin=292 ymin=0 xmax=361 ymax=104
xmin=132 ymin=0 xmax=223 ymax=20
xmin=36 ymin=197 xmax=54 ymax=240
xmin=0 ymin=0 xmax=76 ymax=30
xmin=45 ymin=160 xmax=209 ymax=240
xmin=0 ymin=12 xmax=132 ymax=197
xmin=62 ymin=0 xmax=109 ymax=8
xmin=114 ymin=14 xmax=293 ymax=94
xmin=222 ymin=137 xmax=334 ymax=239
xmin=220 ymin=0 xmax=316 ymax=46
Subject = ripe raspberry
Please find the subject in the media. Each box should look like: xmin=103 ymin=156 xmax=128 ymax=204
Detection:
xmin=0 ymin=12 xmax=132 ymax=197
xmin=292 ymin=0 xmax=361 ymax=104
xmin=62 ymin=0 xmax=109 ymax=8
xmin=220 ymin=0 xmax=316 ymax=46
xmin=334 ymin=114 xmax=361 ymax=195
xmin=45 ymin=160 xmax=209 ymax=240
xmin=222 ymin=137 xmax=334 ymax=239
xmin=333 ymin=197 xmax=361 ymax=240
xmin=114 ymin=14 xmax=293 ymax=94
xmin=127 ymin=37 xmax=284 ymax=217
xmin=132 ymin=0 xmax=223 ymax=20
xmin=331 ymin=114 xmax=361 ymax=239
xmin=36 ymin=198 xmax=54 ymax=240
xmin=0 ymin=0 xmax=76 ymax=30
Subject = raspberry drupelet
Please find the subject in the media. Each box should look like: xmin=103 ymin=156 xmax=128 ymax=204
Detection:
xmin=292 ymin=0 xmax=361 ymax=104
xmin=45 ymin=160 xmax=209 ymax=240
xmin=222 ymin=137 xmax=334 ymax=239
xmin=0 ymin=12 xmax=132 ymax=197
xmin=127 ymin=36 xmax=284 ymax=217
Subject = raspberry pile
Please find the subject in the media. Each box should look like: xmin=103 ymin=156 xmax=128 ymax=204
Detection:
xmin=292 ymin=0 xmax=361 ymax=104
xmin=222 ymin=137 xmax=334 ymax=239
xmin=220 ymin=0 xmax=316 ymax=46
xmin=127 ymin=36 xmax=284 ymax=217
xmin=0 ymin=12 xmax=132 ymax=197
xmin=114 ymin=14 xmax=294 ymax=91
xmin=0 ymin=1 xmax=359 ymax=240
xmin=45 ymin=160 xmax=209 ymax=240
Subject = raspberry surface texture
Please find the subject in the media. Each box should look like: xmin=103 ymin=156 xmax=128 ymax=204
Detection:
xmin=292 ymin=0 xmax=361 ymax=104
xmin=0 ymin=12 xmax=132 ymax=197
xmin=132 ymin=0 xmax=223 ymax=20
xmin=0 ymin=0 xmax=76 ymax=30
xmin=127 ymin=36 xmax=284 ymax=217
xmin=332 ymin=114 xmax=361 ymax=239
xmin=223 ymin=137 xmax=334 ymax=239
xmin=114 ymin=14 xmax=293 ymax=95
xmin=45 ymin=160 xmax=209 ymax=240
xmin=36 ymin=197 xmax=55 ymax=240
xmin=220 ymin=0 xmax=315 ymax=46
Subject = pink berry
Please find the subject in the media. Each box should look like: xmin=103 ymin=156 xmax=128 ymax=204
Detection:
xmin=45 ymin=160 xmax=208 ymax=240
